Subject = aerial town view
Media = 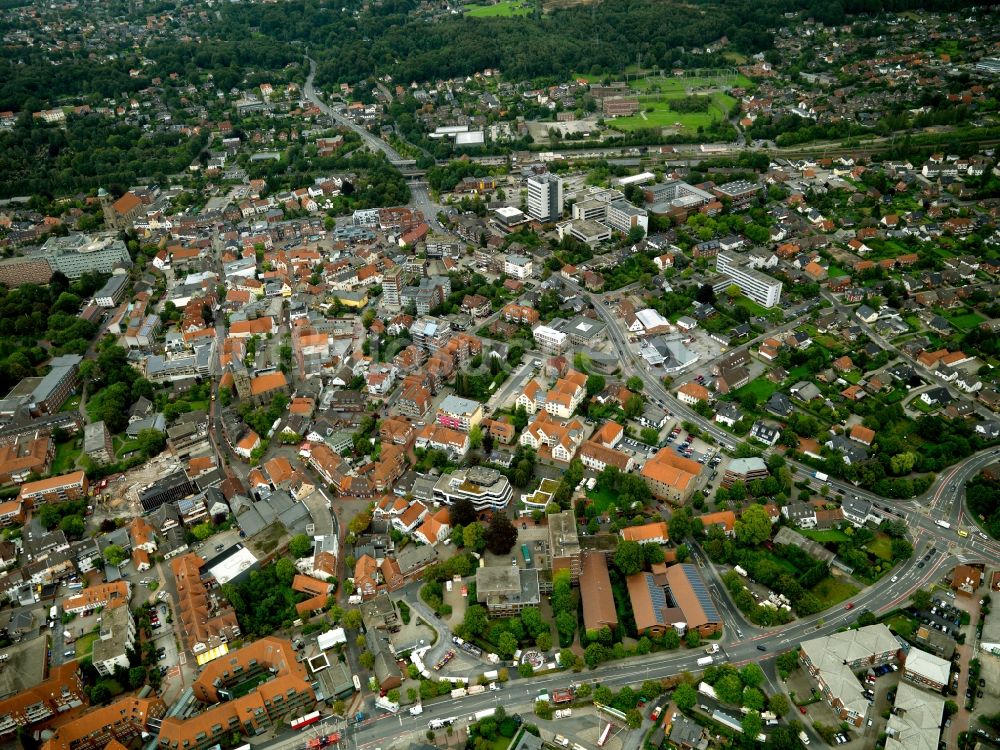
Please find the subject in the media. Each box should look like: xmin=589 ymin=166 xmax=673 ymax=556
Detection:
xmin=0 ymin=1 xmax=999 ymax=750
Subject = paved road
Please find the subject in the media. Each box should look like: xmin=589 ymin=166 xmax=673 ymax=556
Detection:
xmin=303 ymin=58 xmax=407 ymax=165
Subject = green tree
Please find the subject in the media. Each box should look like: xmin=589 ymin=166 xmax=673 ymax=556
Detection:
xmin=911 ymin=589 xmax=932 ymax=611
xmin=740 ymin=662 xmax=764 ymax=689
xmin=359 ymin=651 xmax=375 ymax=670
xmin=586 ymin=374 xmax=606 ymax=396
xmin=519 ymin=663 xmax=535 ymax=678
xmin=343 ymin=609 xmax=363 ymax=630
xmin=663 ymin=629 xmax=681 ymax=649
xmin=625 ymin=709 xmax=642 ymax=729
xmin=741 ymin=710 xmax=763 ymax=741
xmin=59 ymin=515 xmax=85 ymax=539
xmin=191 ymin=522 xmax=214 ymax=542
xmin=103 ymin=544 xmax=128 ymax=566
xmin=626 ymin=376 xmax=644 ymax=392
xmin=643 ymin=543 xmax=665 ymax=565
xmin=484 ymin=513 xmax=518 ymax=555
xmin=288 ymin=534 xmax=313 ymax=558
xmin=463 ymin=522 xmax=487 ymax=553
xmin=136 ymin=429 xmax=166 ymax=458
xmin=129 ymin=666 xmax=147 ymax=689
xmin=594 ymin=686 xmax=614 ymax=706
xmin=464 ymin=604 xmax=488 ymax=636
xmin=734 ymin=503 xmax=772 ymax=545
xmin=685 ymin=629 xmax=701 ymax=648
xmin=584 ymin=642 xmax=607 ymax=669
xmin=613 ymin=539 xmax=644 ymax=575
xmin=674 ymin=682 xmax=697 ymax=711
xmin=776 ymin=650 xmax=800 ymax=678
xmin=715 ymin=674 xmax=743 ymax=705
xmin=497 ymin=632 xmax=518 ymax=660
xmin=742 ymin=686 xmax=765 ymax=711
xmin=768 ymin=693 xmax=790 ymax=717
xmin=469 ymin=425 xmax=483 ymax=450
xmin=624 ymin=394 xmax=644 ymax=419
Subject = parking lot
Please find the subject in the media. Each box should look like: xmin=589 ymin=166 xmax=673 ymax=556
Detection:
xmin=910 ymin=595 xmax=964 ymax=640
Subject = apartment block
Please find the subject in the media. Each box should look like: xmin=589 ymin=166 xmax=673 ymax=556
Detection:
xmin=18 ymin=470 xmax=88 ymax=508
xmin=715 ymin=251 xmax=783 ymax=308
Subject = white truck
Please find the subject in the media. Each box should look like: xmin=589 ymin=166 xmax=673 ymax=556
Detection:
xmin=409 ymin=704 xmax=424 ymax=716
xmin=467 ymin=685 xmax=486 ymax=696
xmin=704 ymin=644 xmax=720 ymax=655
xmin=450 ymin=688 xmax=468 ymax=699
xmin=375 ymin=696 xmax=399 ymax=713
xmin=696 ymin=656 xmax=713 ymax=666
xmin=482 ymin=670 xmax=499 ymax=681
xmin=798 ymin=730 xmax=810 ymax=745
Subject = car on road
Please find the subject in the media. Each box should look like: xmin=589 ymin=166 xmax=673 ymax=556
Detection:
xmin=799 ymin=707 xmax=807 ymax=715
xmin=917 ymin=562 xmax=925 ymax=568
xmin=845 ymin=602 xmax=854 ymax=610
xmin=891 ymin=575 xmax=898 ymax=582
xmin=215 ymin=544 xmax=224 ymax=551
xmin=756 ymin=644 xmax=766 ymax=651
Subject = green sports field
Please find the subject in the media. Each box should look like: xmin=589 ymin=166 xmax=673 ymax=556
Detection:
xmin=465 ymin=0 xmax=533 ymax=16
xmin=607 ymin=92 xmax=736 ymax=134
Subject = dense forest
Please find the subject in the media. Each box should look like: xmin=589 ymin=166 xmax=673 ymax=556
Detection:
xmin=0 ymin=114 xmax=208 ymax=198
xmin=209 ymin=0 xmax=981 ymax=87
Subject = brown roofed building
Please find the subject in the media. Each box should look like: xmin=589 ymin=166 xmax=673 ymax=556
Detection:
xmin=580 ymin=551 xmax=617 ymax=634
xmin=18 ymin=470 xmax=88 ymax=508
xmin=170 ymin=553 xmax=240 ymax=654
xmin=0 ymin=662 xmax=86 ymax=738
xmin=951 ymin=564 xmax=982 ymax=597
xmin=249 ymin=371 xmax=289 ymax=406
xmin=639 ymin=449 xmax=701 ymax=504
xmin=41 ymin=695 xmax=167 ymax=750
xmin=62 ymin=581 xmax=130 ymax=614
xmin=0 ymin=434 xmax=54 ymax=484
xmin=159 ymin=637 xmax=314 ymax=750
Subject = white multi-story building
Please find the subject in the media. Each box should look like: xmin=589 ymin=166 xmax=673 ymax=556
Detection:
xmin=605 ymin=200 xmax=649 ymax=234
xmin=91 ymin=605 xmax=136 ymax=676
xmin=433 ymin=467 xmax=512 ymax=511
xmin=532 ymin=324 xmax=568 ymax=354
xmin=715 ymin=251 xmax=783 ymax=308
xmin=504 ymin=254 xmax=533 ymax=280
xmin=526 ymin=173 xmax=564 ymax=222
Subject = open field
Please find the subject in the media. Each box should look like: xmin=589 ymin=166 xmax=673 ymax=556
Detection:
xmin=629 ymin=73 xmax=752 ymax=93
xmin=946 ymin=312 xmax=984 ymax=331
xmin=465 ymin=0 xmax=533 ymax=16
xmin=867 ymin=532 xmax=894 ymax=562
xmin=811 ymin=577 xmax=859 ymax=608
xmin=800 ymin=529 xmax=851 ymax=543
xmin=608 ymin=92 xmax=735 ymax=134
xmin=732 ymin=378 xmax=778 ymax=403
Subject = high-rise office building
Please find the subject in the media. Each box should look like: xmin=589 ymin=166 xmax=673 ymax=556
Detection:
xmin=526 ymin=173 xmax=564 ymax=223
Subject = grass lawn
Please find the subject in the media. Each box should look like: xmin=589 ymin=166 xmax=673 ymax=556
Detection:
xmin=732 ymin=378 xmax=777 ymax=403
xmin=75 ymin=631 xmax=99 ymax=658
xmin=630 ymin=73 xmax=752 ymax=93
xmin=52 ymin=440 xmax=81 ymax=475
xmin=786 ymin=365 xmax=812 ymax=382
xmin=60 ymin=395 xmax=81 ymax=413
xmin=910 ymin=397 xmax=935 ymax=414
xmin=946 ymin=312 xmax=984 ymax=331
xmin=733 ymin=295 xmax=783 ymax=322
xmin=827 ymin=265 xmax=849 ymax=278
xmin=866 ymin=532 xmax=894 ymax=562
xmin=810 ymin=577 xmax=859 ymax=608
xmin=586 ymin=486 xmax=617 ymax=514
xmin=800 ymin=529 xmax=851 ymax=543
xmin=884 ymin=613 xmax=918 ymax=640
xmin=465 ymin=0 xmax=533 ymax=16
xmin=113 ymin=435 xmax=141 ymax=458
xmin=230 ymin=672 xmax=274 ymax=698
xmin=608 ymin=92 xmax=735 ymax=135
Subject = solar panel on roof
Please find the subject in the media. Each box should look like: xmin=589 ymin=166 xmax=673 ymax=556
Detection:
xmin=646 ymin=574 xmax=668 ymax=624
xmin=682 ymin=564 xmax=720 ymax=623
